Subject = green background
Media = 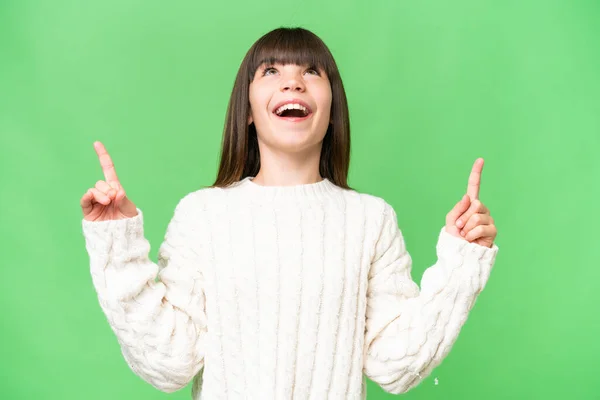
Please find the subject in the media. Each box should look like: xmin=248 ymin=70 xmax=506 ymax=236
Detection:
xmin=1 ymin=0 xmax=599 ymax=399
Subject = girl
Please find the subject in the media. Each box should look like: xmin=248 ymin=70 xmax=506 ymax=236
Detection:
xmin=81 ymin=27 xmax=498 ymax=399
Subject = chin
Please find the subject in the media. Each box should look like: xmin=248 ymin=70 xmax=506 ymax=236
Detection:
xmin=267 ymin=133 xmax=324 ymax=154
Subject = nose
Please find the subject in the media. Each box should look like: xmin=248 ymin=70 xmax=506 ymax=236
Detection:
xmin=280 ymin=71 xmax=306 ymax=92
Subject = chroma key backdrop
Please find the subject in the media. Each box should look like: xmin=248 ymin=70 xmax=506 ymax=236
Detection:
xmin=1 ymin=1 xmax=599 ymax=399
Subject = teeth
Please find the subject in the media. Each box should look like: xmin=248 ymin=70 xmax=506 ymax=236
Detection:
xmin=275 ymin=103 xmax=309 ymax=116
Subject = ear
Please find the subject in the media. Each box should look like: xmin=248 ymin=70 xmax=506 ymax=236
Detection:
xmin=247 ymin=113 xmax=253 ymax=125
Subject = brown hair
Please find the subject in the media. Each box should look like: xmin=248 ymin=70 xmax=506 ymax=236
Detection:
xmin=209 ymin=27 xmax=353 ymax=190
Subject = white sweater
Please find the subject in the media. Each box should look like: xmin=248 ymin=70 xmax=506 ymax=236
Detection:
xmin=82 ymin=176 xmax=498 ymax=399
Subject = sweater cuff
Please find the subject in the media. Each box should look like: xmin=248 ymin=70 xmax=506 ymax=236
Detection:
xmin=435 ymin=227 xmax=498 ymax=291
xmin=436 ymin=227 xmax=498 ymax=264
xmin=81 ymin=208 xmax=145 ymax=255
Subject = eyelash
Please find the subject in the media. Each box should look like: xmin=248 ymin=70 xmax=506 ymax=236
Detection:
xmin=262 ymin=66 xmax=320 ymax=77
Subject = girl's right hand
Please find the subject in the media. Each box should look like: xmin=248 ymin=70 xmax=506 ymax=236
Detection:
xmin=80 ymin=141 xmax=138 ymax=222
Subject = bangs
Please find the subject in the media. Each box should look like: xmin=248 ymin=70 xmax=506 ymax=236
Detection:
xmin=247 ymin=28 xmax=337 ymax=81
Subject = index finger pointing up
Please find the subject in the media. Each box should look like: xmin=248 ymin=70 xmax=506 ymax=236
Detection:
xmin=94 ymin=141 xmax=120 ymax=187
xmin=467 ymin=158 xmax=484 ymax=200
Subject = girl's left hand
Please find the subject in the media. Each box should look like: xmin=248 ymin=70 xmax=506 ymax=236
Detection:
xmin=445 ymin=158 xmax=497 ymax=248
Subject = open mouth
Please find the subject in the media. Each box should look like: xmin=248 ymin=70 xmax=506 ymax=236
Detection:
xmin=273 ymin=102 xmax=313 ymax=121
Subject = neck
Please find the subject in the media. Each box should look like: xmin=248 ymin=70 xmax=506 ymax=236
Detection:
xmin=252 ymin=142 xmax=323 ymax=186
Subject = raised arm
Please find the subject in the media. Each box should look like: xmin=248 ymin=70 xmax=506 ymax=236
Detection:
xmin=80 ymin=142 xmax=207 ymax=392
xmin=363 ymin=159 xmax=499 ymax=393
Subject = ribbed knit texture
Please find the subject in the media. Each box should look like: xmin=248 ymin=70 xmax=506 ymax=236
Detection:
xmin=82 ymin=176 xmax=498 ymax=399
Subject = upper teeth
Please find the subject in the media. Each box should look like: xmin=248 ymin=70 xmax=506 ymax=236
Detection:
xmin=275 ymin=103 xmax=309 ymax=116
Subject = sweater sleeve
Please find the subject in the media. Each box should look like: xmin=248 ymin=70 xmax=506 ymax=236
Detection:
xmin=81 ymin=194 xmax=207 ymax=393
xmin=363 ymin=202 xmax=498 ymax=394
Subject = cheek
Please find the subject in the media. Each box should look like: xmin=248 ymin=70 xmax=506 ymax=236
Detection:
xmin=248 ymin=85 xmax=262 ymax=110
xmin=249 ymin=92 xmax=270 ymax=119
xmin=320 ymin=88 xmax=333 ymax=119
xmin=248 ymin=90 xmax=258 ymax=114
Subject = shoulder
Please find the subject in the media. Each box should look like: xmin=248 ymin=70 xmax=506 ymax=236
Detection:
xmin=349 ymin=188 xmax=398 ymax=223
xmin=334 ymin=188 xmax=399 ymax=241
xmin=171 ymin=185 xmax=226 ymax=215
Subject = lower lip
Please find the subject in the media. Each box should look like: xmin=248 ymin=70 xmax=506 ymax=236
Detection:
xmin=273 ymin=112 xmax=313 ymax=122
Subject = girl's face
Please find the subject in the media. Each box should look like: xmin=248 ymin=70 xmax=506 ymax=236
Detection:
xmin=248 ymin=62 xmax=332 ymax=153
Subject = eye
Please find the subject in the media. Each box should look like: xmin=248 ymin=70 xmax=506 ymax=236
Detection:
xmin=262 ymin=66 xmax=277 ymax=76
xmin=305 ymin=67 xmax=320 ymax=76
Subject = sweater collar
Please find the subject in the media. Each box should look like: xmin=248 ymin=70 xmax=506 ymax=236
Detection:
xmin=231 ymin=176 xmax=341 ymax=202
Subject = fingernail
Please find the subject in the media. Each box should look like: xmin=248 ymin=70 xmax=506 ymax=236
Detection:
xmin=460 ymin=230 xmax=465 ymax=236
xmin=456 ymin=219 xmax=463 ymax=228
